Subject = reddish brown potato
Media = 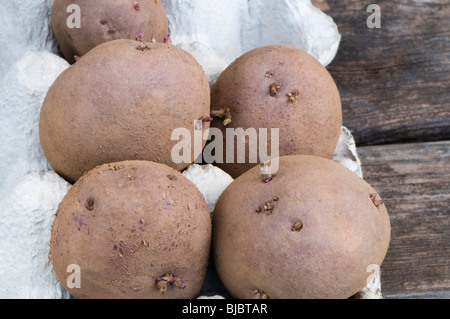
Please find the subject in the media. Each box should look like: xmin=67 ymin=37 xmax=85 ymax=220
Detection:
xmin=39 ymin=39 xmax=210 ymax=183
xmin=50 ymin=160 xmax=212 ymax=299
xmin=210 ymin=45 xmax=342 ymax=179
xmin=51 ymin=0 xmax=169 ymax=63
xmin=213 ymin=155 xmax=391 ymax=299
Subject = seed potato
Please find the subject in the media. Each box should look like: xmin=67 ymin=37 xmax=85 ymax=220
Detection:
xmin=213 ymin=155 xmax=391 ymax=299
xmin=210 ymin=45 xmax=342 ymax=178
xmin=39 ymin=39 xmax=210 ymax=183
xmin=51 ymin=0 xmax=169 ymax=63
xmin=50 ymin=160 xmax=212 ymax=299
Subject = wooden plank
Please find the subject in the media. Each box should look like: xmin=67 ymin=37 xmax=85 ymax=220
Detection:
xmin=357 ymin=141 xmax=450 ymax=298
xmin=312 ymin=0 xmax=450 ymax=146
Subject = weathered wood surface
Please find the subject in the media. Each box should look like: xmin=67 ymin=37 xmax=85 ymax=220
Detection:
xmin=357 ymin=141 xmax=450 ymax=299
xmin=312 ymin=0 xmax=450 ymax=146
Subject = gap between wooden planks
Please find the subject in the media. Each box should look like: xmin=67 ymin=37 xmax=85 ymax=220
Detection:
xmin=358 ymin=141 xmax=450 ymax=299
xmin=312 ymin=0 xmax=450 ymax=146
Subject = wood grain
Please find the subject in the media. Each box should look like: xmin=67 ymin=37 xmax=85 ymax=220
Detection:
xmin=312 ymin=0 xmax=450 ymax=146
xmin=358 ymin=141 xmax=450 ymax=298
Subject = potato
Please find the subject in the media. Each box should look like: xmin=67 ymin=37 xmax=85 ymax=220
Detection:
xmin=50 ymin=160 xmax=211 ymax=299
xmin=213 ymin=155 xmax=391 ymax=299
xmin=210 ymin=45 xmax=342 ymax=178
xmin=39 ymin=39 xmax=210 ymax=183
xmin=51 ymin=0 xmax=169 ymax=64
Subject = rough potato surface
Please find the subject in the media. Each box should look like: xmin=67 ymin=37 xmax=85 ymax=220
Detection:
xmin=52 ymin=0 xmax=169 ymax=64
xmin=40 ymin=40 xmax=210 ymax=183
xmin=50 ymin=160 xmax=212 ymax=299
xmin=211 ymin=45 xmax=342 ymax=178
xmin=213 ymin=155 xmax=391 ymax=299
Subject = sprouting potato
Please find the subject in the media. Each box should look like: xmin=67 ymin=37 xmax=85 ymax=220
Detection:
xmin=213 ymin=155 xmax=391 ymax=299
xmin=210 ymin=45 xmax=342 ymax=179
xmin=50 ymin=160 xmax=212 ymax=299
xmin=51 ymin=0 xmax=169 ymax=64
xmin=39 ymin=39 xmax=210 ymax=183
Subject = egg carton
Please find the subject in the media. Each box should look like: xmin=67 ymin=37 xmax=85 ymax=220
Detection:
xmin=0 ymin=0 xmax=382 ymax=299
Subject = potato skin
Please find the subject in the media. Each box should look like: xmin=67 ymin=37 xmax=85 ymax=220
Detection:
xmin=50 ymin=160 xmax=211 ymax=299
xmin=51 ymin=0 xmax=169 ymax=64
xmin=213 ymin=155 xmax=391 ymax=299
xmin=39 ymin=39 xmax=210 ymax=183
xmin=211 ymin=45 xmax=342 ymax=179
